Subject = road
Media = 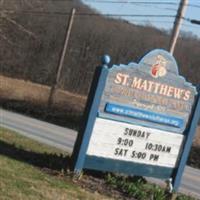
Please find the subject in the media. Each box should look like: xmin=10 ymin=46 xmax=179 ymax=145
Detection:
xmin=0 ymin=108 xmax=200 ymax=199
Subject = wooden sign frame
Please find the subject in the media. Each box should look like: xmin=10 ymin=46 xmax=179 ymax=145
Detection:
xmin=71 ymin=50 xmax=200 ymax=192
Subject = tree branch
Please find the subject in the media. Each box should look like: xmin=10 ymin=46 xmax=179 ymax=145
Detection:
xmin=0 ymin=29 xmax=16 ymax=45
xmin=1 ymin=13 xmax=37 ymax=39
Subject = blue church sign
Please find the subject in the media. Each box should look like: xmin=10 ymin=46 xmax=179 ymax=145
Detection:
xmin=72 ymin=49 xmax=200 ymax=192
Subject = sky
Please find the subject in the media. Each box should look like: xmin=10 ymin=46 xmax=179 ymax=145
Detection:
xmin=82 ymin=0 xmax=200 ymax=38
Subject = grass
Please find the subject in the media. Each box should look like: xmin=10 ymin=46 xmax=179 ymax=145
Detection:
xmin=105 ymin=174 xmax=197 ymax=200
xmin=0 ymin=127 xmax=198 ymax=200
xmin=0 ymin=73 xmax=200 ymax=199
xmin=0 ymin=127 xmax=112 ymax=200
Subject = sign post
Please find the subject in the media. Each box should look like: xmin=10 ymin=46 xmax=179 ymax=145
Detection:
xmin=72 ymin=49 xmax=199 ymax=192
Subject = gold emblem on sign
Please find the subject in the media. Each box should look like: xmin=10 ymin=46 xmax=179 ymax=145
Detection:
xmin=151 ymin=55 xmax=167 ymax=78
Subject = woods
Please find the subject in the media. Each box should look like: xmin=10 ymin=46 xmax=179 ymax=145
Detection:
xmin=0 ymin=0 xmax=200 ymax=95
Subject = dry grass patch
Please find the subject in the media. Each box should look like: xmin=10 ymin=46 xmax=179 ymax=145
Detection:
xmin=0 ymin=75 xmax=86 ymax=112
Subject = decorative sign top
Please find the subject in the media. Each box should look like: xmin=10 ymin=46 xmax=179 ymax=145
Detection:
xmin=99 ymin=49 xmax=197 ymax=133
xmin=139 ymin=49 xmax=179 ymax=76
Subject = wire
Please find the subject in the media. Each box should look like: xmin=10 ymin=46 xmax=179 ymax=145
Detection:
xmin=4 ymin=0 xmax=200 ymax=8
xmin=0 ymin=9 xmax=176 ymax=18
xmin=130 ymin=20 xmax=174 ymax=24
xmin=2 ymin=0 xmax=74 ymax=1
xmin=130 ymin=3 xmax=177 ymax=12
xmin=0 ymin=8 xmax=198 ymax=28
xmin=2 ymin=0 xmax=200 ymax=8
xmin=84 ymin=0 xmax=178 ymax=4
xmin=84 ymin=0 xmax=200 ymax=8
xmin=182 ymin=23 xmax=200 ymax=28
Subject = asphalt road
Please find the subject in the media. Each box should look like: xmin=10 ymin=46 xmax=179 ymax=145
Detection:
xmin=0 ymin=108 xmax=200 ymax=199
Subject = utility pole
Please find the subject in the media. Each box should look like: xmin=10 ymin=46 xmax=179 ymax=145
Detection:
xmin=48 ymin=8 xmax=76 ymax=107
xmin=169 ymin=0 xmax=189 ymax=55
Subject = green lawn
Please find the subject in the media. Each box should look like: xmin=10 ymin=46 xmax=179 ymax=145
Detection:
xmin=0 ymin=127 xmax=112 ymax=200
xmin=0 ymin=127 xmax=197 ymax=200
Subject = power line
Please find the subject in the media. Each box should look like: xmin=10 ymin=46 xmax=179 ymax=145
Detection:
xmin=84 ymin=0 xmax=200 ymax=8
xmin=183 ymin=18 xmax=200 ymax=26
xmin=1 ymin=9 xmax=194 ymax=21
xmin=129 ymin=18 xmax=200 ymax=27
xmin=0 ymin=9 xmax=176 ymax=18
xmin=84 ymin=0 xmax=180 ymax=8
xmin=182 ymin=23 xmax=200 ymax=28
xmin=1 ymin=8 xmax=199 ymax=28
xmin=179 ymin=3 xmax=200 ymax=8
xmin=2 ymin=0 xmax=200 ymax=8
xmin=130 ymin=20 xmax=174 ymax=24
xmin=85 ymin=0 xmax=178 ymax=4
xmin=190 ymin=19 xmax=200 ymax=25
xmin=2 ymin=0 xmax=74 ymax=1
xmin=131 ymin=3 xmax=177 ymax=12
xmin=129 ymin=20 xmax=200 ymax=30
xmin=183 ymin=17 xmax=197 ymax=22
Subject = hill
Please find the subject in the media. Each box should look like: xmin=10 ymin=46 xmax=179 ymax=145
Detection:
xmin=0 ymin=0 xmax=200 ymax=95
